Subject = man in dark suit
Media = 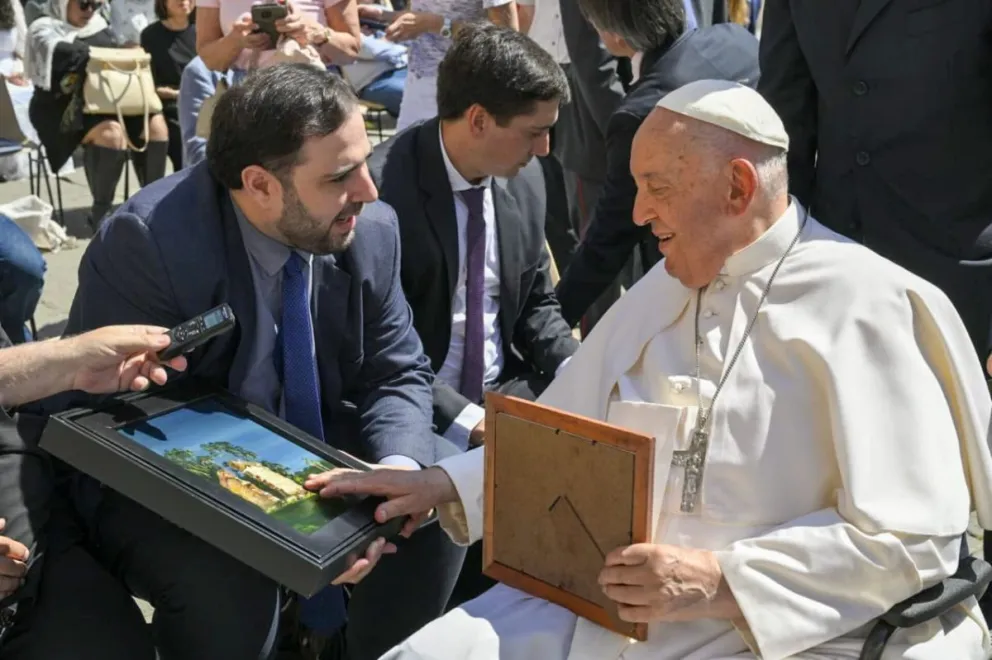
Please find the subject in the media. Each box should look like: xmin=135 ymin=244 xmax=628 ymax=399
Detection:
xmin=7 ymin=64 xmax=465 ymax=660
xmin=756 ymin=0 xmax=992 ymax=610
xmin=369 ymin=24 xmax=578 ymax=452
xmin=368 ymin=25 xmax=579 ymax=606
xmin=552 ymin=0 xmax=759 ymax=328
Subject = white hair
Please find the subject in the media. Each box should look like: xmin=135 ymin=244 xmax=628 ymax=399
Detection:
xmin=685 ymin=119 xmax=790 ymax=199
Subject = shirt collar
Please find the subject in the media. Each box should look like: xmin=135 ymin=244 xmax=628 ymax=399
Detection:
xmin=231 ymin=194 xmax=311 ymax=277
xmin=721 ymin=198 xmax=806 ymax=277
xmin=438 ymin=124 xmax=493 ymax=193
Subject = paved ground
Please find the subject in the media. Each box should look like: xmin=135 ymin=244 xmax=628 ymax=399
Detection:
xmin=0 ymin=120 xmax=984 ymax=626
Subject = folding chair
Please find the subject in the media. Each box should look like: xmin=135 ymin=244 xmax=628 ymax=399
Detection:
xmin=0 ymin=81 xmax=65 ymax=225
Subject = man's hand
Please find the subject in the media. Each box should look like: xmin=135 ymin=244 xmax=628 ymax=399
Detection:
xmin=469 ymin=417 xmax=485 ymax=447
xmin=65 ymin=325 xmax=188 ymax=394
xmin=599 ymin=543 xmax=740 ymax=623
xmin=304 ymin=466 xmax=458 ymax=538
xmin=0 ymin=519 xmax=29 ymax=600
xmin=232 ymin=12 xmax=272 ymax=50
xmin=330 ymin=536 xmax=397 ymax=585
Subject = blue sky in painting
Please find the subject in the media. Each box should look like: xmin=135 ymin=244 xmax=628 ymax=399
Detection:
xmin=118 ymin=398 xmax=326 ymax=472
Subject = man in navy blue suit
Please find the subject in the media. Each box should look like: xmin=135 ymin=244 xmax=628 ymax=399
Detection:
xmin=2 ymin=64 xmax=465 ymax=660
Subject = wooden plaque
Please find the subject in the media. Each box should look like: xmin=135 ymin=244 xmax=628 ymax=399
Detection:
xmin=482 ymin=393 xmax=655 ymax=641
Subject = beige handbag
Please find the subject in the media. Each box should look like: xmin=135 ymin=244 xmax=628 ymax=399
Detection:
xmin=82 ymin=46 xmax=163 ymax=152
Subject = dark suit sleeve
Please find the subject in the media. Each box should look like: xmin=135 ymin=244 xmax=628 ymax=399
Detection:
xmin=431 ymin=379 xmax=474 ymax=437
xmin=757 ymin=0 xmax=817 ymax=205
xmin=350 ymin=213 xmax=439 ymax=466
xmin=559 ymin=0 xmax=625 ymax=135
xmin=514 ymin=245 xmax=580 ymax=377
xmin=554 ymin=112 xmax=650 ymax=327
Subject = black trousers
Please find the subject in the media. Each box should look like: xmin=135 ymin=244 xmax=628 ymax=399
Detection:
xmin=444 ymin=370 xmax=553 ymax=610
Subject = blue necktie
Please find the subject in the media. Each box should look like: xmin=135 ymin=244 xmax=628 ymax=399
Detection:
xmin=280 ymin=252 xmax=348 ymax=636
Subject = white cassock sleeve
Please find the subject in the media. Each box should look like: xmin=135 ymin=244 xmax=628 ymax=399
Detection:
xmin=434 ymin=447 xmax=485 ymax=546
xmin=713 ymin=288 xmax=992 ymax=660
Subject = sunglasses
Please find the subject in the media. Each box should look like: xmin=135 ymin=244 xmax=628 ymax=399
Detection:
xmin=78 ymin=0 xmax=105 ymax=11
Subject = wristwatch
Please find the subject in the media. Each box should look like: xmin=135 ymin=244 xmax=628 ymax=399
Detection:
xmin=313 ymin=26 xmax=332 ymax=45
xmin=440 ymin=17 xmax=452 ymax=38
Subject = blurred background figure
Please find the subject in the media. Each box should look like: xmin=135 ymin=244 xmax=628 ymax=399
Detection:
xmin=25 ymin=0 xmax=169 ymax=231
xmin=141 ymin=0 xmax=195 ymax=171
xmin=196 ymin=0 xmax=361 ymax=78
xmin=357 ymin=0 xmax=517 ymax=130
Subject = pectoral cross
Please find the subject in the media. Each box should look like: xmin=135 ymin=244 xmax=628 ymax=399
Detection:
xmin=671 ymin=422 xmax=709 ymax=513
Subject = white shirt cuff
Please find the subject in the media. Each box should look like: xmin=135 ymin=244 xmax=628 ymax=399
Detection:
xmin=554 ymin=356 xmax=573 ymax=378
xmin=442 ymin=402 xmax=485 ymax=451
xmin=378 ymin=455 xmax=422 ymax=470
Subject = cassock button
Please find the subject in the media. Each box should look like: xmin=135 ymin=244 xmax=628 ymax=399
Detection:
xmin=702 ymin=309 xmax=715 ymax=319
xmin=714 ymin=279 xmax=726 ymax=291
xmin=853 ymin=80 xmax=869 ymax=96
xmin=856 ymin=151 xmax=871 ymax=166
xmin=673 ymin=382 xmax=685 ymax=393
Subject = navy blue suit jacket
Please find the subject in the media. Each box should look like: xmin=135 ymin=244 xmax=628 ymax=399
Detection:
xmin=59 ymin=162 xmax=442 ymax=466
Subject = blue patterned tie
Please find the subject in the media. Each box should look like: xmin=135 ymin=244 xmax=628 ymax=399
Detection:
xmin=280 ymin=252 xmax=347 ymax=635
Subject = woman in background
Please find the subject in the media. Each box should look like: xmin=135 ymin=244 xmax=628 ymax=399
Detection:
xmin=0 ymin=0 xmax=27 ymax=83
xmin=26 ymin=0 xmax=169 ymax=230
xmin=358 ymin=0 xmax=517 ymax=130
xmin=141 ymin=0 xmax=195 ymax=171
xmin=196 ymin=0 xmax=361 ymax=78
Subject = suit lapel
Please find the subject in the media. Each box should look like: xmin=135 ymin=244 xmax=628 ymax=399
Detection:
xmin=492 ymin=180 xmax=523 ymax=342
xmin=218 ymin=194 xmax=258 ymax=391
xmin=311 ymin=254 xmax=352 ymax=376
xmin=416 ymin=119 xmax=460 ymax=299
xmin=846 ymin=0 xmax=893 ymax=53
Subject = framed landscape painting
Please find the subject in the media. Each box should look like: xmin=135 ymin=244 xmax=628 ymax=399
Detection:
xmin=41 ymin=380 xmax=405 ymax=596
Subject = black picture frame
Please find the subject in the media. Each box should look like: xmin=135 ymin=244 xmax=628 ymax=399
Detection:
xmin=39 ymin=379 xmax=406 ymax=597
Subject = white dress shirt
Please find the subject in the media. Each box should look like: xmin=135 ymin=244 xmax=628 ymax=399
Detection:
xmin=517 ymin=0 xmax=569 ymax=64
xmin=437 ymin=128 xmax=504 ymax=446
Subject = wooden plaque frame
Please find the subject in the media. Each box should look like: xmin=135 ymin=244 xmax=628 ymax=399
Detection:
xmin=482 ymin=393 xmax=655 ymax=641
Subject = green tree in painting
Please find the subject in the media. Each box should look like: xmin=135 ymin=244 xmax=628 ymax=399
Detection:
xmin=164 ymin=447 xmax=219 ymax=480
xmin=261 ymin=461 xmax=295 ymax=480
xmin=201 ymin=441 xmax=258 ymax=462
xmin=292 ymin=457 xmax=336 ymax=484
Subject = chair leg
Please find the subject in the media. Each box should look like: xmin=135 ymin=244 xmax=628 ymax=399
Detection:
xmin=376 ymin=112 xmax=384 ymax=141
xmin=54 ymin=172 xmax=65 ymax=226
xmin=124 ymin=149 xmax=131 ymax=202
xmin=29 ymin=316 xmax=37 ymax=341
xmin=27 ymin=152 xmax=35 ymax=196
xmin=39 ymin=152 xmax=57 ymax=221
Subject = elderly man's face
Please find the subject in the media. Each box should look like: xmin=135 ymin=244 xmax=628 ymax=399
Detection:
xmin=629 ymin=111 xmax=745 ymax=289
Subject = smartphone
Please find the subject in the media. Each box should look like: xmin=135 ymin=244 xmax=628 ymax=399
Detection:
xmin=251 ymin=2 xmax=289 ymax=48
xmin=359 ymin=18 xmax=388 ymax=31
xmin=158 ymin=304 xmax=236 ymax=362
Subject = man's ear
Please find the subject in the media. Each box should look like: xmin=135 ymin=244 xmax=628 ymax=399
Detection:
xmin=727 ymin=158 xmax=759 ymax=215
xmin=241 ymin=166 xmax=282 ymax=205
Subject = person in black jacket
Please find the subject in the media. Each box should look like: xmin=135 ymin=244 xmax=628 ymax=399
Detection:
xmin=553 ymin=0 xmax=758 ymax=328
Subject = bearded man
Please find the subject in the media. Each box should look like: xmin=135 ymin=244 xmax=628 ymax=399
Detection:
xmin=310 ymin=80 xmax=992 ymax=659
xmin=15 ymin=63 xmax=466 ymax=660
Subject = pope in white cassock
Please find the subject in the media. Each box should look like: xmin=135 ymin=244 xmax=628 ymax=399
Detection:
xmin=308 ymin=80 xmax=992 ymax=659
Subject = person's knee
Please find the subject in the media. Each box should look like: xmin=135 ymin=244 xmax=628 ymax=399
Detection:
xmin=147 ymin=113 xmax=169 ymax=142
xmin=86 ymin=120 xmax=127 ymax=150
xmin=0 ymin=216 xmax=45 ymax=287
